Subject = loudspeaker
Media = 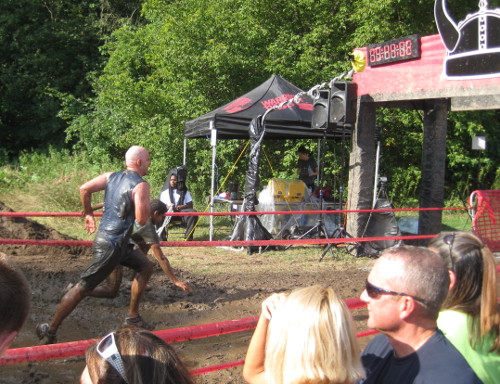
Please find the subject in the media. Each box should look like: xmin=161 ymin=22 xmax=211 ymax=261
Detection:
xmin=311 ymin=90 xmax=330 ymax=130
xmin=329 ymin=81 xmax=357 ymax=126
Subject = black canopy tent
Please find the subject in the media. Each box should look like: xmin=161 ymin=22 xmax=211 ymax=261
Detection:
xmin=183 ymin=75 xmax=351 ymax=240
xmin=184 ymin=75 xmax=348 ymax=140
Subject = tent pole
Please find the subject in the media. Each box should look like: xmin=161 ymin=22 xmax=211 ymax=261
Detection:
xmin=210 ymin=121 xmax=217 ymax=241
xmin=373 ymin=126 xmax=381 ymax=208
xmin=183 ymin=138 xmax=187 ymax=165
xmin=373 ymin=140 xmax=381 ymax=208
xmin=317 ymin=138 xmax=321 ymax=188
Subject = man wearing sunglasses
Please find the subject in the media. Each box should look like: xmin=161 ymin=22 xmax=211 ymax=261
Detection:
xmin=357 ymin=245 xmax=481 ymax=384
xmin=36 ymin=146 xmax=155 ymax=344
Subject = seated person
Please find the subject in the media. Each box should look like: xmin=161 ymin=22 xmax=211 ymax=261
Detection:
xmin=429 ymin=232 xmax=500 ymax=384
xmin=357 ymin=245 xmax=481 ymax=383
xmin=81 ymin=327 xmax=194 ymax=384
xmin=243 ymin=285 xmax=365 ymax=384
xmin=159 ymin=166 xmax=198 ymax=241
xmin=296 ymin=145 xmax=318 ymax=192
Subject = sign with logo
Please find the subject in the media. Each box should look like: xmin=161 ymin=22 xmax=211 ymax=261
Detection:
xmin=435 ymin=0 xmax=500 ymax=79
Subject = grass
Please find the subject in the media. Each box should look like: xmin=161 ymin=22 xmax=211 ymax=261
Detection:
xmin=441 ymin=211 xmax=472 ymax=231
xmin=0 ymin=149 xmax=474 ymax=245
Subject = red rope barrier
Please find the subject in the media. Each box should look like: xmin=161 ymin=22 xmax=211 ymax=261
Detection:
xmin=189 ymin=327 xmax=381 ymax=377
xmin=0 ymin=206 xmax=467 ymax=218
xmin=0 ymin=300 xmax=366 ymax=366
xmin=0 ymin=239 xmax=93 ymax=247
xmin=0 ymin=234 xmax=435 ymax=248
xmin=0 ymin=206 xmax=488 ymax=376
xmin=190 ymin=359 xmax=246 ymax=376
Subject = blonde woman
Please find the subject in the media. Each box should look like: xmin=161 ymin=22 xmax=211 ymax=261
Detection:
xmin=243 ymin=285 xmax=364 ymax=384
xmin=429 ymin=232 xmax=500 ymax=384
xmin=81 ymin=327 xmax=193 ymax=384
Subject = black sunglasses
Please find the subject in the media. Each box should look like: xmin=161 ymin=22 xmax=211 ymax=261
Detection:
xmin=365 ymin=280 xmax=429 ymax=306
xmin=443 ymin=233 xmax=455 ymax=269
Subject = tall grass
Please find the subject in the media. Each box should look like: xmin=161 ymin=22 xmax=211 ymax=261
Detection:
xmin=0 ymin=148 xmax=473 ymax=241
xmin=0 ymin=148 xmax=119 ymax=238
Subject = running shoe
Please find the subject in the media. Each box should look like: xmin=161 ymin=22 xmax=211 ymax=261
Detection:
xmin=123 ymin=314 xmax=154 ymax=330
xmin=36 ymin=323 xmax=57 ymax=345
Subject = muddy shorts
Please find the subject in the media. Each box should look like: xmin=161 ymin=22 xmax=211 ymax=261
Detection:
xmin=79 ymin=234 xmax=151 ymax=291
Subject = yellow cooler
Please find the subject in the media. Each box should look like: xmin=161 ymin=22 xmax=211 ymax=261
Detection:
xmin=285 ymin=179 xmax=306 ymax=202
xmin=268 ymin=178 xmax=286 ymax=201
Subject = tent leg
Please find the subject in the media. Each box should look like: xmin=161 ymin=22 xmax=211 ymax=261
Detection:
xmin=183 ymin=138 xmax=187 ymax=165
xmin=373 ymin=139 xmax=380 ymax=208
xmin=209 ymin=122 xmax=217 ymax=241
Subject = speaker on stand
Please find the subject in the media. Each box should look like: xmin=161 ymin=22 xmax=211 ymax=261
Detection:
xmin=311 ymin=90 xmax=331 ymax=130
xmin=329 ymin=81 xmax=357 ymax=127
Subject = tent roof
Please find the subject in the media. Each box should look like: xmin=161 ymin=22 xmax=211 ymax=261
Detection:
xmin=184 ymin=75 xmax=350 ymax=140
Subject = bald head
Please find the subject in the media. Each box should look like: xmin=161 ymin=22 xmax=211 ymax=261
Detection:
xmin=125 ymin=146 xmax=148 ymax=165
xmin=125 ymin=146 xmax=150 ymax=176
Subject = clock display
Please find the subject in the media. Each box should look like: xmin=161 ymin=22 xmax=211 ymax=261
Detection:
xmin=367 ymin=35 xmax=421 ymax=67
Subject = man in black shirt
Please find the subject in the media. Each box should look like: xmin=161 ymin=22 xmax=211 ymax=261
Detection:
xmin=296 ymin=146 xmax=318 ymax=192
xmin=357 ymin=246 xmax=481 ymax=384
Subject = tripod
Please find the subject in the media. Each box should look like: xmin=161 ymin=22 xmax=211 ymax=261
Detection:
xmin=284 ymin=137 xmax=332 ymax=255
xmin=318 ymin=186 xmax=354 ymax=261
xmin=318 ymin=129 xmax=355 ymax=262
xmin=283 ymin=186 xmax=333 ymax=254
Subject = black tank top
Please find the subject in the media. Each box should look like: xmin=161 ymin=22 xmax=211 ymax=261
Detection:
xmin=99 ymin=170 xmax=145 ymax=238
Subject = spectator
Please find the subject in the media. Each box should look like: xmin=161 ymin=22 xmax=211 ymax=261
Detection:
xmin=81 ymin=327 xmax=193 ymax=384
xmin=296 ymin=146 xmax=318 ymax=192
xmin=429 ymin=231 xmax=500 ymax=384
xmin=0 ymin=252 xmax=31 ymax=356
xmin=243 ymin=285 xmax=364 ymax=384
xmin=358 ymin=245 xmax=482 ymax=383
xmin=159 ymin=166 xmax=198 ymax=241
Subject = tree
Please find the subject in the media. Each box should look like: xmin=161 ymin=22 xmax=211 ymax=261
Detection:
xmin=0 ymin=0 xmax=142 ymax=162
xmin=64 ymin=0 xmax=499 ymax=202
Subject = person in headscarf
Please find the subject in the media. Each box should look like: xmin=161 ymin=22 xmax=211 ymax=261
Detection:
xmin=158 ymin=166 xmax=198 ymax=241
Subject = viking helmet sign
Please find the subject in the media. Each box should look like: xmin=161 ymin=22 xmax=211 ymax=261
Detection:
xmin=435 ymin=0 xmax=500 ymax=79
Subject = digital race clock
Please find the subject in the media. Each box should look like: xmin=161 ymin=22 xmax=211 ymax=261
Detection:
xmin=367 ymin=35 xmax=421 ymax=67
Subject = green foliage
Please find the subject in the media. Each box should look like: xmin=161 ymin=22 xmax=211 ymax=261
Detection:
xmin=2 ymin=0 xmax=499 ymax=207
xmin=0 ymin=0 xmax=143 ymax=161
xmin=0 ymin=148 xmax=121 ymax=237
xmin=0 ymin=148 xmax=119 ymax=205
xmin=446 ymin=110 xmax=500 ymax=200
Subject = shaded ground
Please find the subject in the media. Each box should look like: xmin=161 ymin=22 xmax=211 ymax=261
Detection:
xmin=0 ymin=201 xmax=373 ymax=384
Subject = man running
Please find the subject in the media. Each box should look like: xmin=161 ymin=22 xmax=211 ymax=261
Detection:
xmin=36 ymin=146 xmax=154 ymax=344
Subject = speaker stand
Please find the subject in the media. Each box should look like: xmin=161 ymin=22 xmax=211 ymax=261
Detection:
xmin=283 ymin=186 xmax=334 ymax=258
xmin=318 ymin=221 xmax=354 ymax=262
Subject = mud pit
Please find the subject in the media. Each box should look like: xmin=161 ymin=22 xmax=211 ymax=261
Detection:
xmin=0 ymin=202 xmax=373 ymax=384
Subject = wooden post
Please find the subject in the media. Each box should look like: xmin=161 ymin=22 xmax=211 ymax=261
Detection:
xmin=347 ymin=99 xmax=377 ymax=247
xmin=418 ymin=98 xmax=448 ymax=243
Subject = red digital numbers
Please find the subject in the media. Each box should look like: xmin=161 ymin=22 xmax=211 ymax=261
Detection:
xmin=369 ymin=40 xmax=413 ymax=62
xmin=367 ymin=35 xmax=420 ymax=66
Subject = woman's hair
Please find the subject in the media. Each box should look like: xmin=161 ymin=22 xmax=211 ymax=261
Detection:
xmin=85 ymin=327 xmax=193 ymax=384
xmin=264 ymin=285 xmax=365 ymax=384
xmin=0 ymin=252 xmax=31 ymax=335
xmin=429 ymin=231 xmax=500 ymax=352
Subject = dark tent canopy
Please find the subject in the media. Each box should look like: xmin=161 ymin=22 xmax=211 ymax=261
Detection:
xmin=183 ymin=75 xmax=351 ymax=241
xmin=184 ymin=75 xmax=348 ymax=140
